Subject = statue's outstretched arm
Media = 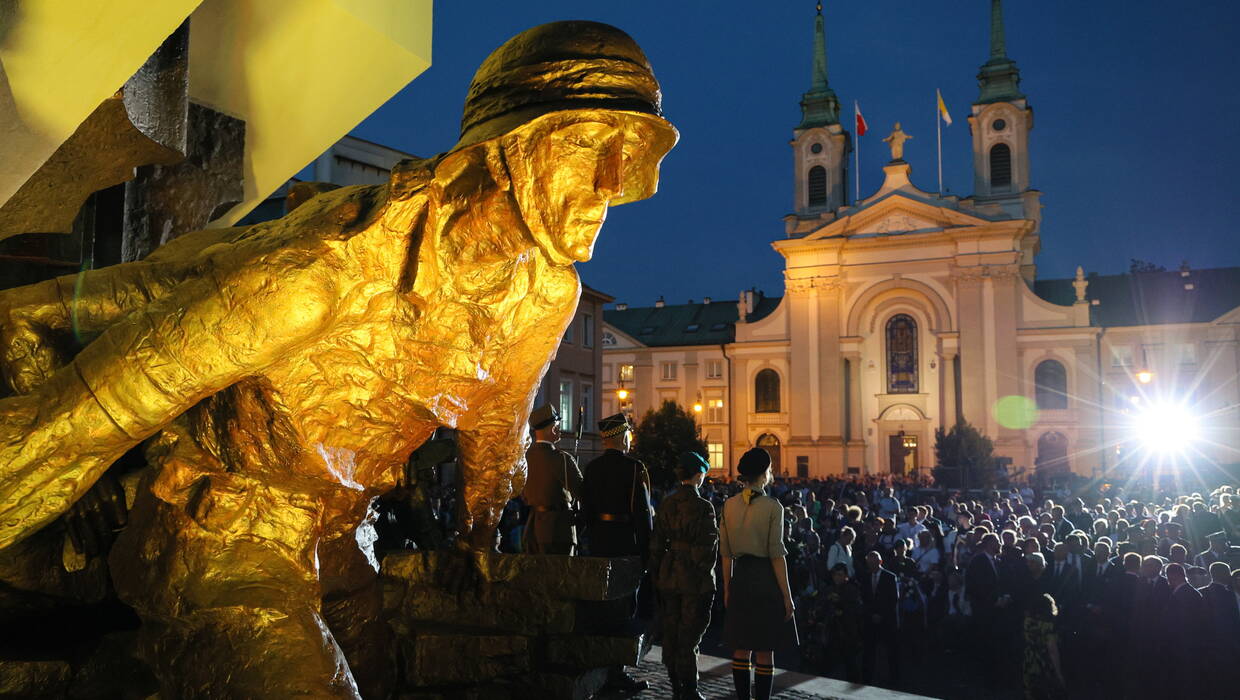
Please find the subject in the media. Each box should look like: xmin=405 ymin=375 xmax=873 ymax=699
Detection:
xmin=0 ymin=261 xmax=336 ymax=550
xmin=0 ymin=260 xmax=197 ymax=394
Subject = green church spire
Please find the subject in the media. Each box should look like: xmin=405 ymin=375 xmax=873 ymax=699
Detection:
xmin=989 ymin=0 xmax=1007 ymax=59
xmin=798 ymin=1 xmax=840 ymax=128
xmin=976 ymin=0 xmax=1024 ymax=104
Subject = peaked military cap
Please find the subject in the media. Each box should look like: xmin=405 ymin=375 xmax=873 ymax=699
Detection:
xmin=529 ymin=404 xmax=559 ymax=430
xmin=598 ymin=412 xmax=632 ymax=438
xmin=676 ymin=451 xmax=710 ymax=478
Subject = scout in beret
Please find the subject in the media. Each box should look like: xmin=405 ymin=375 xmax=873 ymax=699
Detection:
xmin=649 ymin=451 xmax=717 ymax=699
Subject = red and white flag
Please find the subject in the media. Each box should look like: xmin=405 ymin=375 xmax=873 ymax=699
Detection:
xmin=855 ymin=101 xmax=868 ymax=137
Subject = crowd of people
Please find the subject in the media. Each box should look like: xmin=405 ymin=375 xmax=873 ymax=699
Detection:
xmin=385 ymin=423 xmax=1240 ymax=698
xmin=684 ymin=474 xmax=1240 ymax=697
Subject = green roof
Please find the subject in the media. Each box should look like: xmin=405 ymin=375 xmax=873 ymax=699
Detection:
xmin=604 ymin=294 xmax=782 ymax=347
xmin=1033 ymin=267 xmax=1240 ymax=327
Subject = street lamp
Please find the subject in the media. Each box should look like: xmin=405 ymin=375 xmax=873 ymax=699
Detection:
xmin=616 ymin=378 xmax=629 ymax=402
xmin=1136 ymin=369 xmax=1154 ymax=384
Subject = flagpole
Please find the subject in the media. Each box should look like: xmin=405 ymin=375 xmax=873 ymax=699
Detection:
xmin=854 ymin=102 xmax=861 ymax=203
xmin=936 ymin=90 xmax=944 ymax=196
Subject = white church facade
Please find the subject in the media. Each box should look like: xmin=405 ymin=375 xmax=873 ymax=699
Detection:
xmin=601 ymin=2 xmax=1240 ymax=482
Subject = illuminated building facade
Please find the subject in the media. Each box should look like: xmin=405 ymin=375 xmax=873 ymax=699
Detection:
xmin=602 ymin=3 xmax=1240 ymax=480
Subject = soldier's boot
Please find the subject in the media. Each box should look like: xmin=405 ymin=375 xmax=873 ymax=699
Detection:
xmin=665 ymin=661 xmax=680 ymax=699
xmin=680 ymin=678 xmax=706 ymax=700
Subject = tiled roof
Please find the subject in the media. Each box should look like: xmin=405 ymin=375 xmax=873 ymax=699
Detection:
xmin=604 ymin=294 xmax=782 ymax=347
xmin=1033 ymin=267 xmax=1240 ymax=327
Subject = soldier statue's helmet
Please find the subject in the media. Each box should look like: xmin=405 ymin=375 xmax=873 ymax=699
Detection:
xmin=675 ymin=451 xmax=711 ymax=480
xmin=453 ymin=20 xmax=678 ymax=205
xmin=529 ymin=404 xmax=560 ymax=431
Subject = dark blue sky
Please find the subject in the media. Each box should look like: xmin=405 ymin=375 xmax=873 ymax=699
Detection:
xmin=353 ymin=1 xmax=1240 ymax=308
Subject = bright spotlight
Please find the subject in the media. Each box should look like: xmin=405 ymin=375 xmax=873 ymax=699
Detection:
xmin=1136 ymin=370 xmax=1154 ymax=384
xmin=1131 ymin=402 xmax=1199 ymax=454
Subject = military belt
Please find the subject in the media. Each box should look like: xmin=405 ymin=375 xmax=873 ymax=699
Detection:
xmin=530 ymin=504 xmax=568 ymax=512
xmin=596 ymin=513 xmax=632 ymax=523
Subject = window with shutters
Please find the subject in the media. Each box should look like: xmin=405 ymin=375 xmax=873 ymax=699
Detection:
xmin=807 ymin=166 xmax=827 ymax=207
xmin=990 ymin=143 xmax=1012 ymax=189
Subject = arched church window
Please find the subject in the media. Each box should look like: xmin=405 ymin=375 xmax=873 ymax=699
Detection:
xmin=807 ymin=166 xmax=827 ymax=207
xmin=755 ymin=369 xmax=781 ymax=413
xmin=1034 ymin=359 xmax=1068 ymax=410
xmin=886 ymin=314 xmax=918 ymax=394
xmin=990 ymin=143 xmax=1012 ymax=189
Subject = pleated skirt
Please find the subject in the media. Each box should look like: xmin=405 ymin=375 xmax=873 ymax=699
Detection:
xmin=723 ymin=555 xmax=799 ymax=651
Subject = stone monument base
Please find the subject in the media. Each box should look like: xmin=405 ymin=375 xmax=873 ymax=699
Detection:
xmin=0 ymin=551 xmax=646 ymax=699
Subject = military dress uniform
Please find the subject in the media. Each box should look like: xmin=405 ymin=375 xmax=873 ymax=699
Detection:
xmin=649 ymin=452 xmax=717 ymax=697
xmin=581 ymin=415 xmax=653 ymax=558
xmin=521 ymin=405 xmax=583 ymax=554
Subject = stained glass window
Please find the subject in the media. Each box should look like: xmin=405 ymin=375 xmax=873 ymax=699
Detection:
xmin=886 ymin=314 xmax=918 ymax=394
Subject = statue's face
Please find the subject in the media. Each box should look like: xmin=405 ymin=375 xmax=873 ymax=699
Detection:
xmin=519 ymin=120 xmax=625 ymax=264
xmin=505 ymin=113 xmax=674 ymax=266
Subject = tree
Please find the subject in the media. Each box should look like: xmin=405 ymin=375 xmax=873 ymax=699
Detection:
xmin=632 ymin=400 xmax=708 ymax=489
xmin=932 ymin=421 xmax=997 ymax=490
xmin=1129 ymin=258 xmax=1166 ymax=274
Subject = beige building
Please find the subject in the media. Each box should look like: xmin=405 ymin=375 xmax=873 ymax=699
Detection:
xmin=603 ymin=4 xmax=1240 ymax=481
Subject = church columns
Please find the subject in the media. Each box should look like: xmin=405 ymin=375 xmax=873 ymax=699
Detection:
xmin=817 ymin=283 xmax=844 ymax=443
xmin=939 ymin=347 xmax=959 ymax=432
xmin=954 ymin=269 xmax=989 ymax=433
xmin=990 ymin=268 xmax=1023 ymax=453
xmin=844 ymin=349 xmax=865 ymax=472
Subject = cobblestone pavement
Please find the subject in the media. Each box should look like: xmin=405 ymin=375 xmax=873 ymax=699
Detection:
xmin=594 ymin=650 xmax=937 ymax=699
xmin=620 ymin=656 xmax=825 ymax=699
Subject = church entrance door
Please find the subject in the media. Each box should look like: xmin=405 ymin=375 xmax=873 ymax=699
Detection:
xmin=888 ymin=433 xmax=918 ymax=475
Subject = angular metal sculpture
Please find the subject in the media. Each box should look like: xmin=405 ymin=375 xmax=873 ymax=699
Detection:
xmin=0 ymin=20 xmax=676 ymax=698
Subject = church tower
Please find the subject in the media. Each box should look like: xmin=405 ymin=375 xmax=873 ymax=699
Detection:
xmin=791 ymin=2 xmax=849 ymax=219
xmin=968 ymin=0 xmax=1039 ymax=226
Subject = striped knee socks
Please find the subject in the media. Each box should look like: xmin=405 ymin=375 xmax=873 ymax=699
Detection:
xmin=754 ymin=662 xmax=775 ymax=700
xmin=731 ymin=657 xmax=751 ymax=700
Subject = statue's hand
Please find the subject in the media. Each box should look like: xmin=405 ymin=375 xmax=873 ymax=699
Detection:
xmin=63 ymin=472 xmax=128 ymax=558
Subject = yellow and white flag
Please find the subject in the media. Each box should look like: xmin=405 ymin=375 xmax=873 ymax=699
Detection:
xmin=937 ymin=88 xmax=953 ymax=126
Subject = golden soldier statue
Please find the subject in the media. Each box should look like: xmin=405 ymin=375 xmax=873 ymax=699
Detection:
xmin=0 ymin=21 xmax=676 ymax=698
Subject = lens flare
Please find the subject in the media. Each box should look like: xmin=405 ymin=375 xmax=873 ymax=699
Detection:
xmin=1131 ymin=402 xmax=1199 ymax=454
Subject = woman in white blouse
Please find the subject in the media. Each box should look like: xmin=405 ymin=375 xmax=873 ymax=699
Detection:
xmin=826 ymin=526 xmax=856 ymax=578
xmin=720 ymin=448 xmax=796 ymax=700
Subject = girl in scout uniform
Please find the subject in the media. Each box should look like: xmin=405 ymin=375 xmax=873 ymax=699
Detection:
xmin=720 ymin=448 xmax=797 ymax=700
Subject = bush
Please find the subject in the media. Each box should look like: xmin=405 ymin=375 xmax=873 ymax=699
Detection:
xmin=932 ymin=421 xmax=997 ymax=490
xmin=632 ymin=401 xmax=708 ymax=489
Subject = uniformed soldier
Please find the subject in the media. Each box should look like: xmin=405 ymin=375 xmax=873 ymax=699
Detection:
xmin=581 ymin=412 xmax=653 ymax=693
xmin=649 ymin=451 xmax=717 ymax=700
xmin=521 ymin=404 xmax=583 ymax=554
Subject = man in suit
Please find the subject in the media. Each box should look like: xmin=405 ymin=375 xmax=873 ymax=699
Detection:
xmin=520 ymin=405 xmax=584 ymax=555
xmin=965 ymin=533 xmax=1003 ymax=617
xmin=581 ymin=412 xmax=653 ymax=693
xmin=965 ymin=533 xmax=1007 ymax=688
xmin=1164 ymin=564 xmax=1206 ymax=694
xmin=1200 ymin=562 xmax=1240 ymax=685
xmin=1047 ymin=542 xmax=1081 ymax=609
xmin=859 ymin=551 xmax=900 ymax=684
xmin=1128 ymin=555 xmax=1171 ymax=695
